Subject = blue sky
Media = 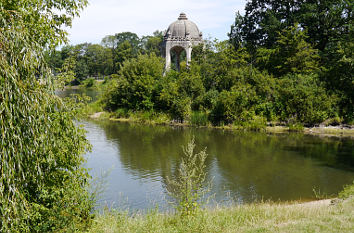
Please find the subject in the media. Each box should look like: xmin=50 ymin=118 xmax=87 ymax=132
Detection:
xmin=67 ymin=0 xmax=246 ymax=45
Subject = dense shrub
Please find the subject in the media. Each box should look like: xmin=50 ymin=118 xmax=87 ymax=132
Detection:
xmin=83 ymin=77 xmax=96 ymax=87
xmin=276 ymin=74 xmax=337 ymax=125
xmin=209 ymin=84 xmax=257 ymax=125
xmin=102 ymin=53 xmax=164 ymax=111
xmin=0 ymin=1 xmax=94 ymax=232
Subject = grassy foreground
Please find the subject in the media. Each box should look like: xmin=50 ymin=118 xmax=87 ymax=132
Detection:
xmin=86 ymin=197 xmax=353 ymax=233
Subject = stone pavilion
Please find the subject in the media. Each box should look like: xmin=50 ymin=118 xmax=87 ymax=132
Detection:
xmin=163 ymin=13 xmax=203 ymax=72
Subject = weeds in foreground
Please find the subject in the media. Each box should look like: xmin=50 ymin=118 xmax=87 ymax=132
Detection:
xmin=165 ymin=138 xmax=209 ymax=216
xmin=312 ymin=187 xmax=333 ymax=200
xmin=87 ymin=195 xmax=354 ymax=233
xmin=339 ymin=181 xmax=354 ymax=199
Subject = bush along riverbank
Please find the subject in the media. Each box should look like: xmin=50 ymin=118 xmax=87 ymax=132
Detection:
xmin=83 ymin=140 xmax=354 ymax=233
xmin=81 ymin=99 xmax=354 ymax=138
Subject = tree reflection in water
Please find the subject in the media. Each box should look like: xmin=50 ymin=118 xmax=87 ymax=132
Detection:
xmin=91 ymin=120 xmax=354 ymax=205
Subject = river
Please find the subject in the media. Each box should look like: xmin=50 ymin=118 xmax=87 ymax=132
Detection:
xmin=57 ymin=88 xmax=354 ymax=211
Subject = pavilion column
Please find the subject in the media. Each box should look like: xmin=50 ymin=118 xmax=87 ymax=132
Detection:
xmin=186 ymin=46 xmax=192 ymax=67
xmin=164 ymin=47 xmax=171 ymax=73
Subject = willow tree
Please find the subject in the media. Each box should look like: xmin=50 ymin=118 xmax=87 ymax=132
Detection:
xmin=0 ymin=1 xmax=93 ymax=232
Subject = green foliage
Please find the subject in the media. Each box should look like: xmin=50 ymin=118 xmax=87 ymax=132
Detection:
xmin=50 ymin=43 xmax=114 ymax=81
xmin=201 ymin=89 xmax=219 ymax=110
xmin=82 ymin=77 xmax=96 ymax=88
xmin=277 ymin=74 xmax=337 ymax=125
xmin=141 ymin=30 xmax=164 ymax=56
xmin=234 ymin=111 xmax=267 ymax=131
xmin=288 ymin=123 xmax=305 ymax=132
xmin=0 ymin=0 xmax=94 ymax=232
xmin=339 ymin=182 xmax=354 ymax=199
xmin=79 ymin=100 xmax=104 ymax=116
xmin=210 ymin=84 xmax=257 ymax=125
xmin=102 ymin=53 xmax=164 ymax=111
xmin=230 ymin=0 xmax=352 ymax=51
xmin=324 ymin=37 xmax=354 ymax=121
xmin=170 ymin=96 xmax=192 ymax=122
xmin=229 ymin=0 xmax=352 ymax=122
xmin=56 ymin=55 xmax=77 ymax=87
xmin=177 ymin=71 xmax=205 ymax=105
xmin=190 ymin=111 xmax=208 ymax=126
xmin=115 ymin=40 xmax=134 ymax=67
xmin=47 ymin=31 xmax=164 ymax=81
xmin=99 ymin=38 xmax=339 ymax=127
xmin=166 ymin=138 xmax=208 ymax=216
xmin=257 ymin=24 xmax=320 ymax=76
xmin=156 ymin=70 xmax=180 ymax=111
xmin=113 ymin=108 xmax=130 ymax=118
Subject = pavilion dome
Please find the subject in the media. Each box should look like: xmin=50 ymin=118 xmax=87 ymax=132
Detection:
xmin=165 ymin=13 xmax=202 ymax=40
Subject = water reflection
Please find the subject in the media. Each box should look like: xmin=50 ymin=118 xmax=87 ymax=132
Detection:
xmin=85 ymin=120 xmax=354 ymax=210
xmin=56 ymin=88 xmax=100 ymax=102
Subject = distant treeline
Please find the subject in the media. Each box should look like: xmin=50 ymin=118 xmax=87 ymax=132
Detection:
xmin=46 ymin=31 xmax=164 ymax=80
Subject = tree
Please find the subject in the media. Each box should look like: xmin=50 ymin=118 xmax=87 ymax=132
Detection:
xmin=323 ymin=34 xmax=354 ymax=120
xmin=257 ymin=24 xmax=320 ymax=76
xmin=298 ymin=0 xmax=352 ymax=51
xmin=86 ymin=44 xmax=113 ymax=77
xmin=0 ymin=0 xmax=93 ymax=232
xmin=114 ymin=32 xmax=141 ymax=49
xmin=102 ymin=32 xmax=141 ymax=72
xmin=230 ymin=0 xmax=352 ymax=51
xmin=229 ymin=0 xmax=352 ymax=122
xmin=141 ymin=30 xmax=164 ymax=56
xmin=209 ymin=84 xmax=257 ymax=125
xmin=276 ymin=74 xmax=337 ymax=124
xmin=229 ymin=11 xmax=245 ymax=49
xmin=101 ymin=35 xmax=117 ymax=49
xmin=115 ymin=40 xmax=135 ymax=68
xmin=229 ymin=0 xmax=299 ymax=49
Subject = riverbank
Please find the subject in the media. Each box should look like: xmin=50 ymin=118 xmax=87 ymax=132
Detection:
xmin=86 ymin=195 xmax=353 ymax=233
xmin=80 ymin=104 xmax=354 ymax=233
xmin=87 ymin=110 xmax=354 ymax=138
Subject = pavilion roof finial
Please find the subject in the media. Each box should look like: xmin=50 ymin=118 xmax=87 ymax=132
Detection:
xmin=178 ymin=12 xmax=188 ymax=20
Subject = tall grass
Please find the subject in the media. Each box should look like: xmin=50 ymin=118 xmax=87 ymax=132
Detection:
xmin=233 ymin=115 xmax=267 ymax=131
xmin=86 ymin=196 xmax=354 ymax=233
xmin=288 ymin=122 xmax=304 ymax=132
xmin=190 ymin=111 xmax=208 ymax=126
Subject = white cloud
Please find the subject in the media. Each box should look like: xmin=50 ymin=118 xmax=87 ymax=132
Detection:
xmin=67 ymin=0 xmax=245 ymax=44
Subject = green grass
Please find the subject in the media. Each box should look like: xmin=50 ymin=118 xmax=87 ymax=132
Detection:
xmin=85 ymin=196 xmax=354 ymax=233
xmin=233 ymin=115 xmax=267 ymax=132
xmin=190 ymin=111 xmax=209 ymax=126
xmin=288 ymin=123 xmax=304 ymax=132
xmin=79 ymin=101 xmax=104 ymax=116
xmin=126 ymin=111 xmax=172 ymax=125
xmin=339 ymin=182 xmax=354 ymax=199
